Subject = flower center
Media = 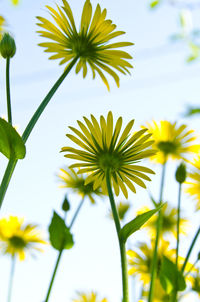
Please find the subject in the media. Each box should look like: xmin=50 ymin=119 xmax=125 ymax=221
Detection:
xmin=99 ymin=153 xmax=121 ymax=171
xmin=157 ymin=141 xmax=178 ymax=155
xmin=72 ymin=34 xmax=96 ymax=58
xmin=9 ymin=235 xmax=26 ymax=248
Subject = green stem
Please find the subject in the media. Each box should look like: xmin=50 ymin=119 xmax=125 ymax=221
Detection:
xmin=69 ymin=197 xmax=85 ymax=228
xmin=184 ymin=258 xmax=198 ymax=277
xmin=6 ymin=58 xmax=12 ymax=125
xmin=0 ymin=159 xmax=17 ymax=209
xmin=106 ymin=169 xmax=129 ymax=302
xmin=44 ymin=249 xmax=63 ymax=302
xmin=181 ymin=226 xmax=200 ymax=273
xmin=172 ymin=183 xmax=182 ymax=302
xmin=44 ymin=196 xmax=85 ymax=302
xmin=7 ymin=256 xmax=16 ymax=302
xmin=176 ymin=183 xmax=182 ymax=266
xmin=0 ymin=58 xmax=78 ymax=209
xmin=148 ymin=162 xmax=166 ymax=302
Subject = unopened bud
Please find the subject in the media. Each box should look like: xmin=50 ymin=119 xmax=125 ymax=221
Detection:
xmin=175 ymin=163 xmax=186 ymax=184
xmin=62 ymin=196 xmax=70 ymax=212
xmin=0 ymin=33 xmax=16 ymax=58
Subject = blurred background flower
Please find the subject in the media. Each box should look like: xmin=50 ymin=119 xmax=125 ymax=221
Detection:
xmin=72 ymin=291 xmax=108 ymax=302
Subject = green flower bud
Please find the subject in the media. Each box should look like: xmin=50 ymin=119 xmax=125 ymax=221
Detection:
xmin=62 ymin=196 xmax=70 ymax=212
xmin=175 ymin=163 xmax=186 ymax=184
xmin=0 ymin=33 xmax=16 ymax=58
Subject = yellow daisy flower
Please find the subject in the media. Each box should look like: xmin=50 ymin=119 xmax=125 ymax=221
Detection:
xmin=61 ymin=111 xmax=156 ymax=198
xmin=37 ymin=0 xmax=133 ymax=90
xmin=144 ymin=120 xmax=200 ymax=164
xmin=0 ymin=216 xmax=46 ymax=260
xmin=58 ymin=166 xmax=104 ymax=203
xmin=185 ymin=156 xmax=200 ymax=210
xmin=127 ymin=239 xmax=175 ymax=285
xmin=136 ymin=203 xmax=189 ymax=237
xmin=73 ymin=292 xmax=108 ymax=302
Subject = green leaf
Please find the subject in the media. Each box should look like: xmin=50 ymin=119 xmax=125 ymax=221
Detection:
xmin=160 ymin=256 xmax=186 ymax=294
xmin=0 ymin=118 xmax=26 ymax=159
xmin=49 ymin=211 xmax=74 ymax=251
xmin=120 ymin=203 xmax=164 ymax=242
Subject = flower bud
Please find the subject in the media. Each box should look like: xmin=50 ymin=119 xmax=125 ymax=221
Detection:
xmin=175 ymin=163 xmax=186 ymax=184
xmin=62 ymin=196 xmax=70 ymax=212
xmin=0 ymin=33 xmax=16 ymax=58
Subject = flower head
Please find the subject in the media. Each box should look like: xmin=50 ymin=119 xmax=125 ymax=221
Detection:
xmin=58 ymin=166 xmax=104 ymax=203
xmin=127 ymin=239 xmax=175 ymax=284
xmin=144 ymin=120 xmax=200 ymax=164
xmin=72 ymin=292 xmax=108 ymax=302
xmin=136 ymin=203 xmax=189 ymax=237
xmin=37 ymin=0 xmax=133 ymax=90
xmin=61 ymin=111 xmax=156 ymax=198
xmin=185 ymin=156 xmax=200 ymax=210
xmin=0 ymin=216 xmax=46 ymax=260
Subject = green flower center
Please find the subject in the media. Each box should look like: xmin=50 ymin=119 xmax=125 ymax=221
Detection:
xmin=157 ymin=141 xmax=178 ymax=155
xmin=72 ymin=34 xmax=96 ymax=58
xmin=99 ymin=153 xmax=121 ymax=171
xmin=9 ymin=235 xmax=26 ymax=248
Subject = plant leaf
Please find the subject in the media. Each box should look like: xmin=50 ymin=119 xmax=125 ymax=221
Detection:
xmin=150 ymin=0 xmax=160 ymax=8
xmin=49 ymin=211 xmax=74 ymax=251
xmin=120 ymin=203 xmax=164 ymax=242
xmin=159 ymin=256 xmax=186 ymax=294
xmin=0 ymin=118 xmax=26 ymax=159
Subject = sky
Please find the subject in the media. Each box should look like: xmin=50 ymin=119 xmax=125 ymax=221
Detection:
xmin=0 ymin=0 xmax=200 ymax=301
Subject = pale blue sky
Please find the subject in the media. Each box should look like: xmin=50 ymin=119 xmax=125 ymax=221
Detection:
xmin=0 ymin=0 xmax=200 ymax=301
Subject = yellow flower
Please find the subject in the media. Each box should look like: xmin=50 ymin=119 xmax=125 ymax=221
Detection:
xmin=72 ymin=292 xmax=108 ymax=302
xmin=136 ymin=203 xmax=189 ymax=237
xmin=144 ymin=120 xmax=199 ymax=164
xmin=185 ymin=156 xmax=200 ymax=210
xmin=37 ymin=0 xmax=133 ymax=90
xmin=0 ymin=216 xmax=46 ymax=260
xmin=127 ymin=239 xmax=175 ymax=285
xmin=61 ymin=111 xmax=156 ymax=198
xmin=58 ymin=166 xmax=104 ymax=203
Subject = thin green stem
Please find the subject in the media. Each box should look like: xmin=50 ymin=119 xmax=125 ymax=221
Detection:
xmin=172 ymin=183 xmax=182 ymax=302
xmin=106 ymin=169 xmax=129 ymax=302
xmin=0 ymin=58 xmax=78 ymax=209
xmin=44 ymin=196 xmax=85 ymax=302
xmin=44 ymin=249 xmax=63 ymax=302
xmin=7 ymin=256 xmax=16 ymax=302
xmin=184 ymin=258 xmax=198 ymax=277
xmin=6 ymin=58 xmax=12 ymax=125
xmin=181 ymin=226 xmax=200 ymax=273
xmin=69 ymin=197 xmax=85 ymax=229
xmin=148 ymin=162 xmax=166 ymax=302
xmin=176 ymin=183 xmax=182 ymax=266
xmin=0 ymin=159 xmax=17 ymax=209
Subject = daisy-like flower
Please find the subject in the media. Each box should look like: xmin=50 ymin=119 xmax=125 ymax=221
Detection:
xmin=0 ymin=216 xmax=46 ymax=260
xmin=144 ymin=120 xmax=200 ymax=164
xmin=185 ymin=156 xmax=200 ymax=210
xmin=136 ymin=203 xmax=189 ymax=237
xmin=72 ymin=292 xmax=108 ymax=302
xmin=127 ymin=239 xmax=194 ymax=285
xmin=61 ymin=111 xmax=156 ymax=198
xmin=58 ymin=166 xmax=104 ymax=203
xmin=127 ymin=239 xmax=175 ymax=285
xmin=37 ymin=0 xmax=133 ymax=90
